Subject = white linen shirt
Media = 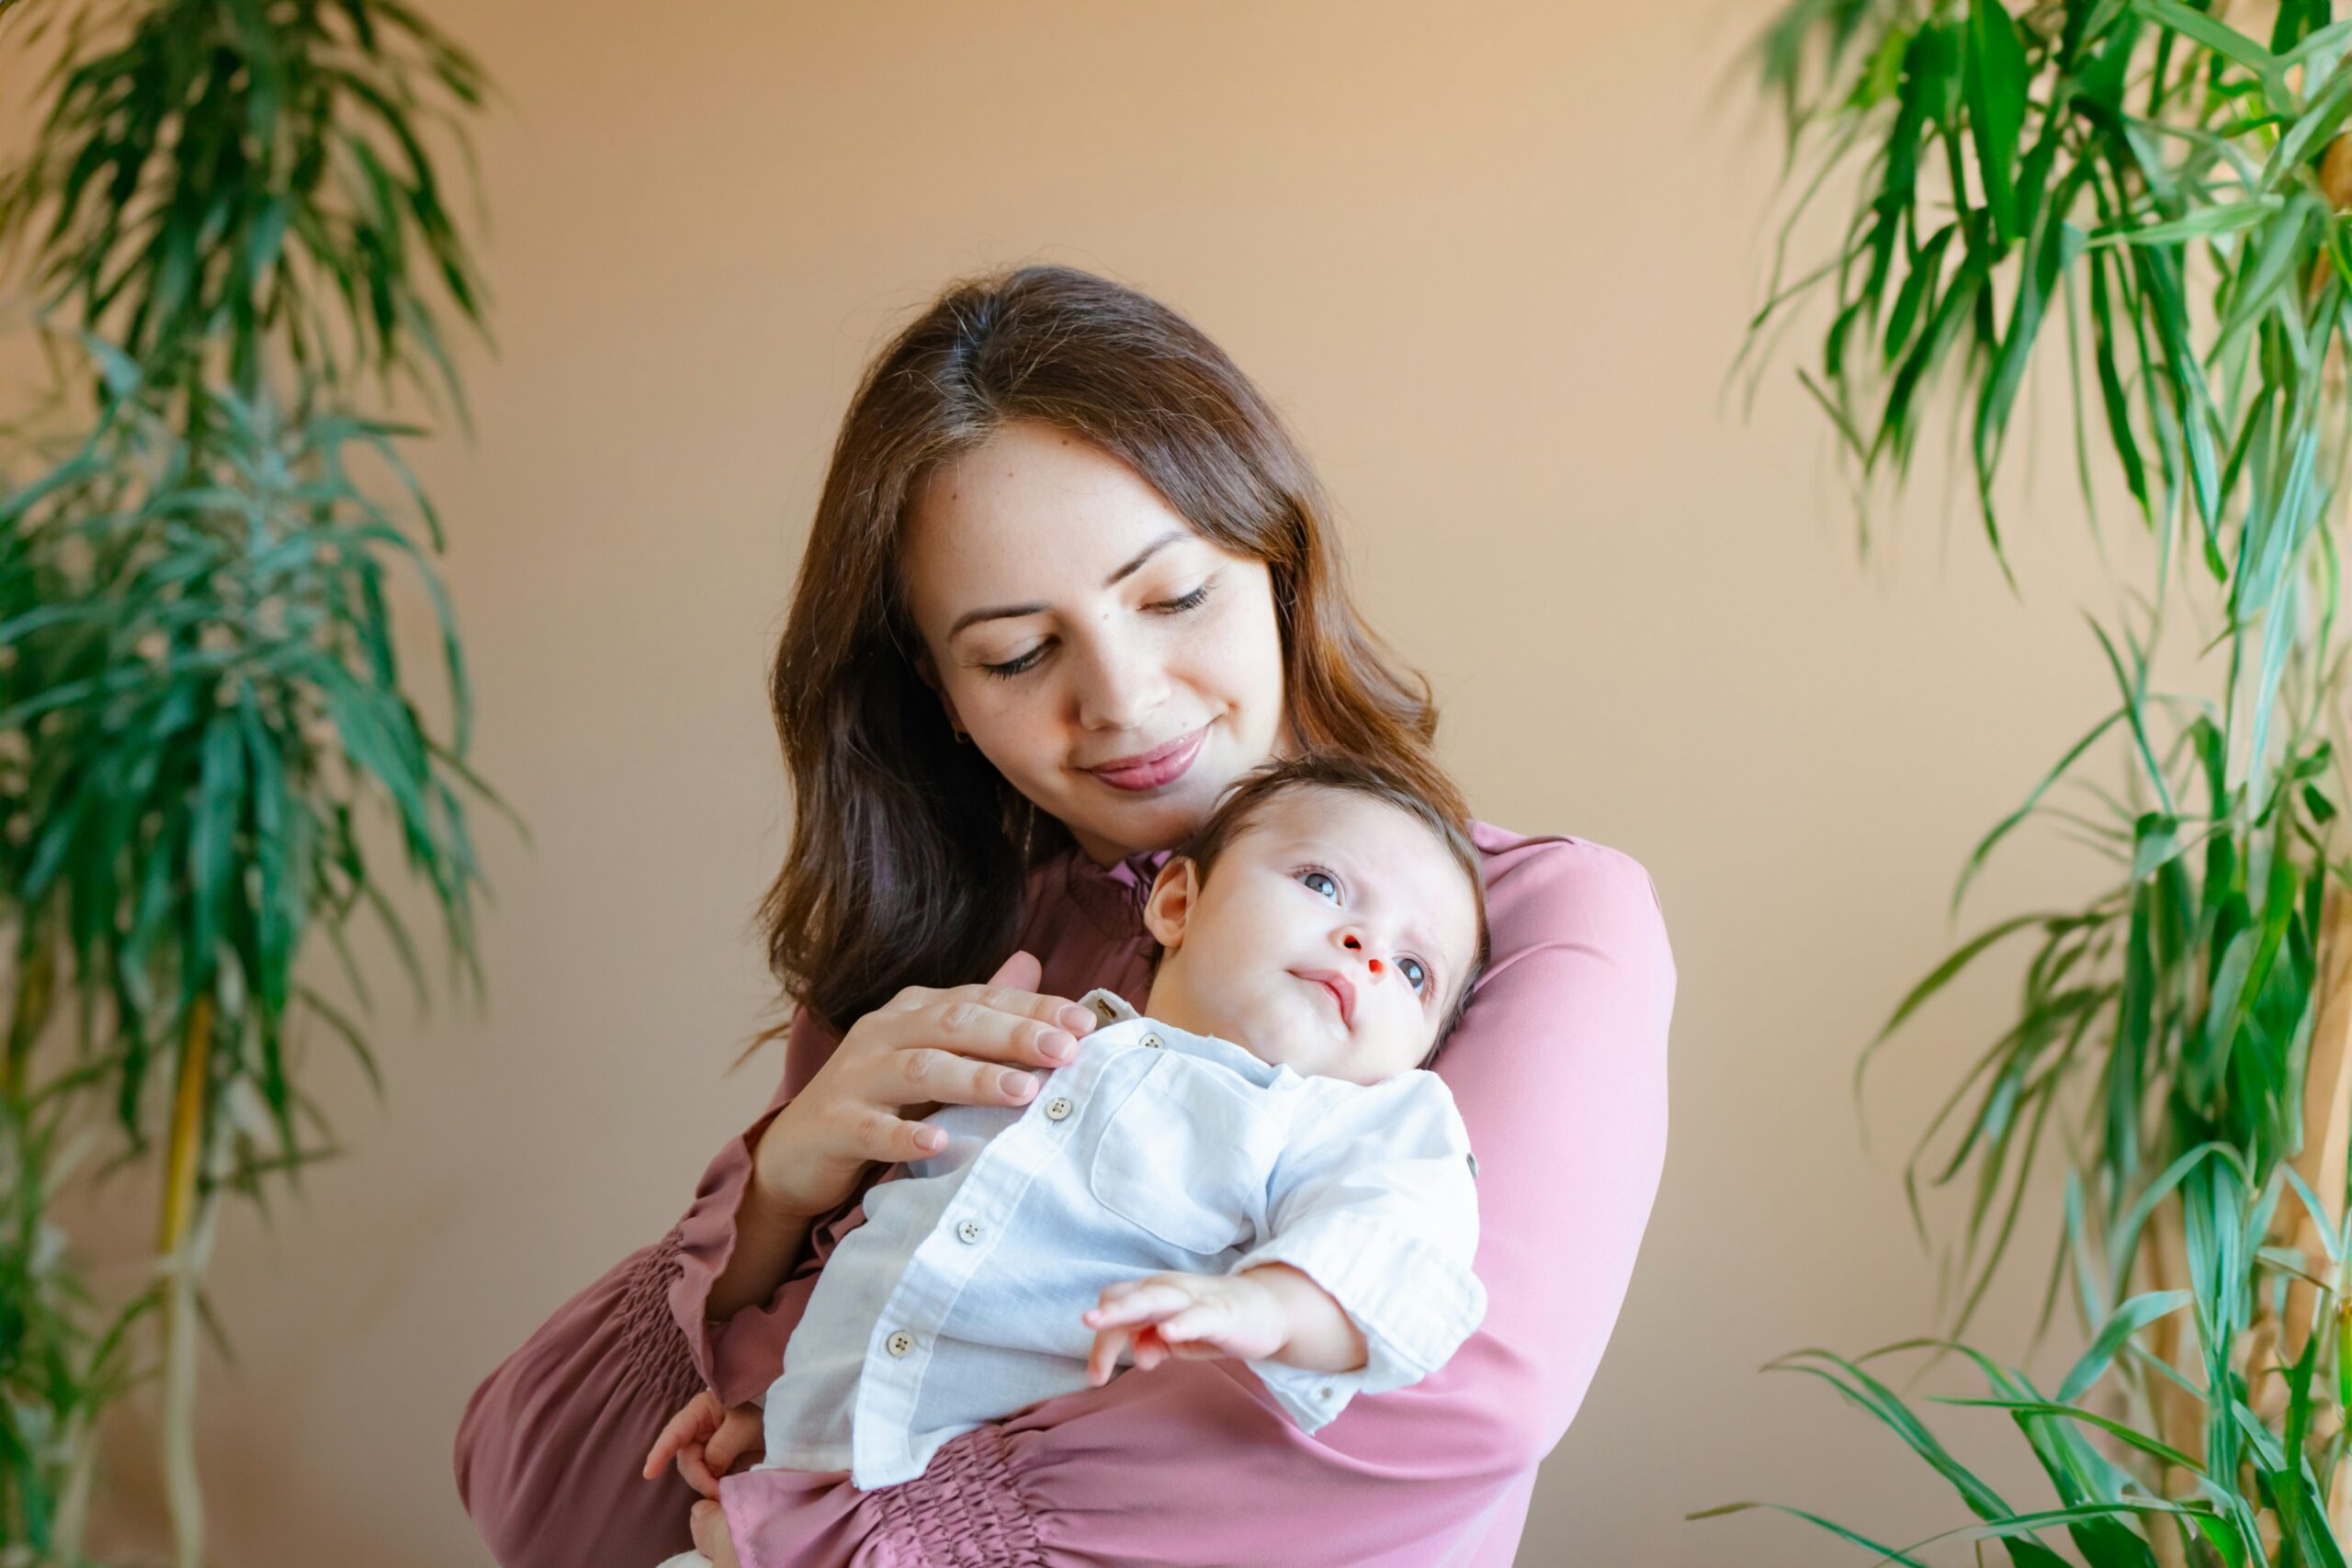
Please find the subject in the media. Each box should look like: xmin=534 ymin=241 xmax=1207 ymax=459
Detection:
xmin=753 ymin=987 xmax=1487 ymax=1490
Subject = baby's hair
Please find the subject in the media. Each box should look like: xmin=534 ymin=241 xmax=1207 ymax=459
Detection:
xmin=1162 ymin=751 xmax=1491 ymax=1067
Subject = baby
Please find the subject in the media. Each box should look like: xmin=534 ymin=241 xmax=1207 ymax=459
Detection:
xmin=645 ymin=752 xmax=1491 ymax=1564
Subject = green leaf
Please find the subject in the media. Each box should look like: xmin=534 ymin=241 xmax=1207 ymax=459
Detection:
xmin=1965 ymin=0 xmax=2031 ymax=243
xmin=2084 ymin=195 xmax=2284 ymax=250
xmin=2131 ymin=0 xmax=2282 ymax=84
xmin=2053 ymin=1289 xmax=2192 ymax=1402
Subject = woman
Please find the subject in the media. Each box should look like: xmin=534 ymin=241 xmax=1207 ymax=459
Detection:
xmin=453 ymin=265 xmax=1674 ymax=1568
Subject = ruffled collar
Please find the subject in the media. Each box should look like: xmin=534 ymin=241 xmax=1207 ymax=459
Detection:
xmin=1059 ymin=844 xmax=1172 ymax=937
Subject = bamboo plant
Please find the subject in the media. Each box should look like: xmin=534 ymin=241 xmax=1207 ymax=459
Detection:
xmin=1715 ymin=0 xmax=2352 ymax=1560
xmin=0 ymin=3 xmax=507 ymax=1562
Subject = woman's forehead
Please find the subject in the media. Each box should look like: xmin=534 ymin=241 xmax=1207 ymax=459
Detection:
xmin=903 ymin=425 xmax=1209 ymax=616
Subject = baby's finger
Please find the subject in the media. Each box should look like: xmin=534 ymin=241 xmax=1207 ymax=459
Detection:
xmin=642 ymin=1401 xmax=707 ymax=1480
xmin=1083 ymin=1282 xmax=1191 ymax=1327
xmin=705 ymin=1407 xmax=763 ymax=1478
xmin=676 ymin=1438 xmax=720 ymax=1501
xmin=1087 ymin=1325 xmax=1134 ymax=1386
xmin=1153 ymin=1302 xmax=1231 ymax=1345
xmin=1093 ymin=1269 xmax=1186 ymax=1300
xmin=1134 ymin=1325 xmax=1170 ymax=1371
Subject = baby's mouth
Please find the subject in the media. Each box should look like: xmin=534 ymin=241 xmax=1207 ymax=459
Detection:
xmin=1291 ymin=969 xmax=1354 ymax=1027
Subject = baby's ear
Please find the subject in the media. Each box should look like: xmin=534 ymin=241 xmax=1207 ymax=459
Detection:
xmin=1143 ymin=858 xmax=1200 ymax=949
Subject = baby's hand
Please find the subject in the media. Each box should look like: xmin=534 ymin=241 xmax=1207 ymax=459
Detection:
xmin=642 ymin=1388 xmax=763 ymax=1499
xmin=1082 ymin=1270 xmax=1288 ymax=1385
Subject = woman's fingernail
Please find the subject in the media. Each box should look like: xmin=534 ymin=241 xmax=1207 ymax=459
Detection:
xmin=1041 ymin=1030 xmax=1076 ymax=1061
xmin=1060 ymin=1004 xmax=1096 ymax=1032
xmin=1001 ymin=1069 xmax=1037 ymax=1099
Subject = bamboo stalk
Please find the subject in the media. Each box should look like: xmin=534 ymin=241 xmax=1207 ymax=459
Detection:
xmin=5 ymin=941 xmax=54 ymax=1105
xmin=2285 ymin=890 xmax=2352 ymax=1346
xmin=159 ymin=993 xmax=213 ymax=1255
xmin=158 ymin=992 xmax=214 ymax=1568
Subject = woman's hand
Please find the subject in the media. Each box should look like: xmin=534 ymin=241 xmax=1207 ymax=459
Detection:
xmin=750 ymin=951 xmax=1098 ymax=1220
xmin=643 ymin=1389 xmax=763 ymax=1500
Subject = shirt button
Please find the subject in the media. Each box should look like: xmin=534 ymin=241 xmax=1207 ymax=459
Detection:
xmin=1045 ymin=1096 xmax=1074 ymax=1121
xmin=1141 ymin=1032 xmax=1163 ymax=1049
xmin=1319 ymin=1386 xmax=1335 ymax=1401
xmin=956 ymin=1219 xmax=985 ymax=1244
xmin=886 ymin=1329 xmax=914 ymax=1357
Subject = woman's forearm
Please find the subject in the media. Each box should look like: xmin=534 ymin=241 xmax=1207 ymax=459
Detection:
xmin=707 ymin=1163 xmax=820 ymax=1321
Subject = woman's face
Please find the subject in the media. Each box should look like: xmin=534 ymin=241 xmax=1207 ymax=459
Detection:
xmin=900 ymin=420 xmax=1292 ymax=864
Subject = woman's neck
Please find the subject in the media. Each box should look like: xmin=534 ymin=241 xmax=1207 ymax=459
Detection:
xmin=1070 ymin=827 xmax=1154 ymax=868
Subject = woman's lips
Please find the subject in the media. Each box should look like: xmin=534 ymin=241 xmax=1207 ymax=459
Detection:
xmin=1084 ymin=727 xmax=1206 ymax=793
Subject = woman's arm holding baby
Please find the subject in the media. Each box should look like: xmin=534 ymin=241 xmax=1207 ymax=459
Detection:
xmin=1082 ymin=1263 xmax=1367 ymax=1385
xmin=453 ymin=954 xmax=1091 ymax=1568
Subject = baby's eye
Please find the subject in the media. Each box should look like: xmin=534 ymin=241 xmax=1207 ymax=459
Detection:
xmin=1297 ymin=869 xmax=1340 ymax=901
xmin=1398 ymin=956 xmax=1430 ymax=993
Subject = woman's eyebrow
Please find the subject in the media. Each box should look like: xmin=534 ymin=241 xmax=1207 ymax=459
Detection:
xmin=950 ymin=600 xmax=1048 ymax=639
xmin=947 ymin=530 xmax=1193 ymax=639
xmin=1105 ymin=529 xmax=1190 ymax=586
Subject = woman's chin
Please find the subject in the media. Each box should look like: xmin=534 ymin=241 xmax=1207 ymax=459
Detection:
xmin=1069 ymin=777 xmax=1228 ymax=856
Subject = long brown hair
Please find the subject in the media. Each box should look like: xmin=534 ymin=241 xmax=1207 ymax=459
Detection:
xmin=758 ymin=265 xmax=1459 ymax=1035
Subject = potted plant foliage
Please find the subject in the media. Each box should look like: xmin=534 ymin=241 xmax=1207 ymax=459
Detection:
xmin=1713 ymin=0 xmax=2352 ymax=1562
xmin=0 ymin=2 xmax=508 ymax=1562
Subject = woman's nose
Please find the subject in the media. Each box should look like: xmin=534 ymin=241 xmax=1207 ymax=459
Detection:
xmin=1071 ymin=627 xmax=1167 ymax=730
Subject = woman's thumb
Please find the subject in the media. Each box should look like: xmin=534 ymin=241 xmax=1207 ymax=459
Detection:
xmin=705 ymin=1407 xmax=765 ymax=1478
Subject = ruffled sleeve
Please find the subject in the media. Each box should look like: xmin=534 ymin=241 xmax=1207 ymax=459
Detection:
xmin=454 ymin=1007 xmax=852 ymax=1566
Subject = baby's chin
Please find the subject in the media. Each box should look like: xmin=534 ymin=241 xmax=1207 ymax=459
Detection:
xmin=1210 ymin=995 xmax=1338 ymax=1074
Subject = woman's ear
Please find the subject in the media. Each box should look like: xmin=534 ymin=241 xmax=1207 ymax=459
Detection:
xmin=1143 ymin=858 xmax=1200 ymax=950
xmin=911 ymin=648 xmax=968 ymax=738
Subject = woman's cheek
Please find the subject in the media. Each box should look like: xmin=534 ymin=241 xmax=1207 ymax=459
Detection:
xmin=1004 ymin=676 xmax=1089 ymax=789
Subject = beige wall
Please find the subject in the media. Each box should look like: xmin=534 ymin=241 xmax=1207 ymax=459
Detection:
xmin=8 ymin=1 xmax=2152 ymax=1562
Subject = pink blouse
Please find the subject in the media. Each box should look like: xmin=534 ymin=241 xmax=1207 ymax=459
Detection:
xmin=454 ymin=821 xmax=1674 ymax=1566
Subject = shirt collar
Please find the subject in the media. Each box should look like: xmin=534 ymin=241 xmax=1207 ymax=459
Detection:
xmin=1061 ymin=847 xmax=1173 ymax=939
xmin=1073 ymin=987 xmax=1290 ymax=1089
xmin=1078 ymin=987 xmax=1141 ymax=1027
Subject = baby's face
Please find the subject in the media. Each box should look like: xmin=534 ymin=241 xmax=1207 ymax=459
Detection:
xmin=1142 ymin=788 xmax=1479 ymax=1086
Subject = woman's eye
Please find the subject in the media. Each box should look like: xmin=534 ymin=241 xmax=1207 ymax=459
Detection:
xmin=980 ymin=645 xmax=1047 ymax=680
xmin=1298 ymin=870 xmax=1339 ymax=900
xmin=1399 ymin=956 xmax=1430 ymax=993
xmin=1151 ymin=581 xmax=1214 ymax=614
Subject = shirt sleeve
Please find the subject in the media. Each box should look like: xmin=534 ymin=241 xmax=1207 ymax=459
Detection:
xmin=1227 ymin=1072 xmax=1485 ymax=1430
xmin=453 ymin=1006 xmax=852 ymax=1568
